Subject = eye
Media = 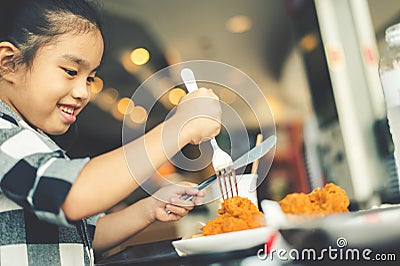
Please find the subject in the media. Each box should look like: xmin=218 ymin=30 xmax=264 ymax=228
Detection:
xmin=87 ymin=76 xmax=95 ymax=83
xmin=63 ymin=68 xmax=78 ymax=77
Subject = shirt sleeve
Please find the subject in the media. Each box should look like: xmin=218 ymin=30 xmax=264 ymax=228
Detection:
xmin=0 ymin=119 xmax=90 ymax=226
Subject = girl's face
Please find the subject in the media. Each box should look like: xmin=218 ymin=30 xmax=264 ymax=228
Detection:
xmin=9 ymin=29 xmax=104 ymax=135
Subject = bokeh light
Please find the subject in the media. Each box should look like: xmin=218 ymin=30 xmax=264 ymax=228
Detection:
xmin=130 ymin=48 xmax=150 ymax=66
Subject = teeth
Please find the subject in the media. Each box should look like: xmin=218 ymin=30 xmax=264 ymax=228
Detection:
xmin=60 ymin=106 xmax=74 ymax=115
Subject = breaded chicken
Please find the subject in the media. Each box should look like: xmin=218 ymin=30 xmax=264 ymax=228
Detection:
xmin=202 ymin=196 xmax=265 ymax=236
xmin=279 ymin=183 xmax=350 ymax=216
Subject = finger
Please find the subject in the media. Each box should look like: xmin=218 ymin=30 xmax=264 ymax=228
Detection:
xmin=178 ymin=181 xmax=197 ymax=187
xmin=182 ymin=187 xmax=201 ymax=196
xmin=162 ymin=210 xmax=180 ymax=221
xmin=170 ymin=197 xmax=195 ymax=209
xmin=198 ymin=87 xmax=218 ymax=98
xmin=166 ymin=204 xmax=190 ymax=216
xmin=193 ymin=197 xmax=204 ymax=206
xmin=172 ymin=186 xmax=201 ymax=197
xmin=197 ymin=190 xmax=206 ymax=197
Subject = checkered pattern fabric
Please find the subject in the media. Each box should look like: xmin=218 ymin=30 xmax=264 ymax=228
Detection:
xmin=0 ymin=100 xmax=101 ymax=265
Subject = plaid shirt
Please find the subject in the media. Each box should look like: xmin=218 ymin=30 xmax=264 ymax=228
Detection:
xmin=0 ymin=100 xmax=101 ymax=266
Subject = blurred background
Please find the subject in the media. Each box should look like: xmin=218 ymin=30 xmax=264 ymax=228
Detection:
xmin=51 ymin=0 xmax=400 ymax=251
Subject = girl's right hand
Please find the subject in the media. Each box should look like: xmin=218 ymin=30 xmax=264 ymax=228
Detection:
xmin=174 ymin=87 xmax=222 ymax=145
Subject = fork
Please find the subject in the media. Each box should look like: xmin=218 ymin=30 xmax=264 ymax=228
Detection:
xmin=180 ymin=68 xmax=238 ymax=200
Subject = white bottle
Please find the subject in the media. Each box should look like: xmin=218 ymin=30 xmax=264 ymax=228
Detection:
xmin=379 ymin=22 xmax=400 ymax=190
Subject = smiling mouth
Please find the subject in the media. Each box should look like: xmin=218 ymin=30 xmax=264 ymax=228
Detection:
xmin=59 ymin=105 xmax=75 ymax=115
xmin=57 ymin=104 xmax=77 ymax=123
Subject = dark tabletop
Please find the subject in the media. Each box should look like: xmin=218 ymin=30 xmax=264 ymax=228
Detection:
xmin=95 ymin=238 xmax=263 ymax=266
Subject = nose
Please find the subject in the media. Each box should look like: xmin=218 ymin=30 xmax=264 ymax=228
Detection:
xmin=71 ymin=81 xmax=90 ymax=101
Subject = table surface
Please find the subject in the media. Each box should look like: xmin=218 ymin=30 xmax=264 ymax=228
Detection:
xmin=97 ymin=206 xmax=400 ymax=265
xmin=96 ymin=238 xmax=263 ymax=266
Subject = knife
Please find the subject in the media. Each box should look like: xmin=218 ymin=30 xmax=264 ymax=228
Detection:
xmin=181 ymin=134 xmax=276 ymax=200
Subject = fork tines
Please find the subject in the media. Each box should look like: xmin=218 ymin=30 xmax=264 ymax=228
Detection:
xmin=216 ymin=166 xmax=238 ymax=200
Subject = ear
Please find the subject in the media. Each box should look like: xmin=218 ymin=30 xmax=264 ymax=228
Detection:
xmin=0 ymin=42 xmax=20 ymax=82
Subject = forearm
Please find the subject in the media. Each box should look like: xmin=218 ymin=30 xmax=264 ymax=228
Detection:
xmin=91 ymin=181 xmax=203 ymax=253
xmin=92 ymin=197 xmax=156 ymax=253
xmin=62 ymin=115 xmax=190 ymax=220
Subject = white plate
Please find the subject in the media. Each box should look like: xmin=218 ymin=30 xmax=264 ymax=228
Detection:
xmin=172 ymin=226 xmax=274 ymax=255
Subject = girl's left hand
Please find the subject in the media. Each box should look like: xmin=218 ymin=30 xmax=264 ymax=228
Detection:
xmin=149 ymin=182 xmax=205 ymax=222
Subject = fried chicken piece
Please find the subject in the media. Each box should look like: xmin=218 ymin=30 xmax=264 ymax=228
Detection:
xmin=278 ymin=192 xmax=315 ymax=215
xmin=279 ymin=183 xmax=350 ymax=216
xmin=218 ymin=196 xmax=260 ymax=216
xmin=311 ymin=183 xmax=350 ymax=214
xmin=202 ymin=196 xmax=265 ymax=236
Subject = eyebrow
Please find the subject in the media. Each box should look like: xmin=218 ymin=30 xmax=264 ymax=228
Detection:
xmin=61 ymin=54 xmax=100 ymax=72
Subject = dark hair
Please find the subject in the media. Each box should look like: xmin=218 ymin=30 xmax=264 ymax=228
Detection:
xmin=0 ymin=0 xmax=103 ymax=66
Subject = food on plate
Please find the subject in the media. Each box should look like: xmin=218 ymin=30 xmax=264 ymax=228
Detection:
xmin=278 ymin=183 xmax=350 ymax=216
xmin=202 ymin=196 xmax=265 ymax=236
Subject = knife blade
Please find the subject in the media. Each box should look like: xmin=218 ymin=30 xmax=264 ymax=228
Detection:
xmin=181 ymin=134 xmax=276 ymax=200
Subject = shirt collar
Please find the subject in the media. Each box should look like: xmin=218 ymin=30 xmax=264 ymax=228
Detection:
xmin=0 ymin=100 xmax=21 ymax=125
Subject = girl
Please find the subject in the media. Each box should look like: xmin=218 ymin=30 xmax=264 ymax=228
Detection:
xmin=0 ymin=0 xmax=221 ymax=265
